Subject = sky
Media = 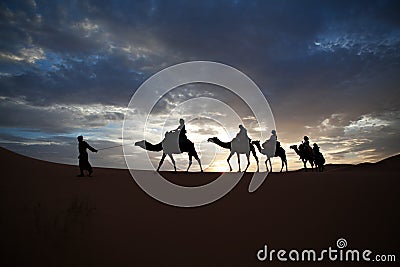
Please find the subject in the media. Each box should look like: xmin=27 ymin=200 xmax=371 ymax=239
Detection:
xmin=0 ymin=0 xmax=399 ymax=171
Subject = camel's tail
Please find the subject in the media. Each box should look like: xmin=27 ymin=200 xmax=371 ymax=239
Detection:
xmin=135 ymin=140 xmax=163 ymax=152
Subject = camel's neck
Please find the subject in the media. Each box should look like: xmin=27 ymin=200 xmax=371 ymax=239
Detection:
xmin=292 ymin=146 xmax=300 ymax=155
xmin=212 ymin=138 xmax=231 ymax=149
xmin=135 ymin=140 xmax=163 ymax=152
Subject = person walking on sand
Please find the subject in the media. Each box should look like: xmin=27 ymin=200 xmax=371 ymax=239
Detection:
xmin=77 ymin=135 xmax=97 ymax=177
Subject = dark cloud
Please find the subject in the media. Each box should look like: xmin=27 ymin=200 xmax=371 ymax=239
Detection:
xmin=0 ymin=96 xmax=125 ymax=133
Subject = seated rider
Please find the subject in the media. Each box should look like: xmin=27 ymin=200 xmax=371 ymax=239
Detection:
xmin=235 ymin=124 xmax=249 ymax=143
xmin=174 ymin=118 xmax=186 ymax=132
xmin=313 ymin=143 xmax=320 ymax=154
xmin=174 ymin=118 xmax=188 ymax=148
xmin=302 ymin=136 xmax=312 ymax=154
xmin=313 ymin=143 xmax=325 ymax=164
xmin=262 ymin=129 xmax=277 ymax=149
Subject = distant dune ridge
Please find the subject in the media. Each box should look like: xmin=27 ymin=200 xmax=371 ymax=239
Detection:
xmin=0 ymin=147 xmax=399 ymax=266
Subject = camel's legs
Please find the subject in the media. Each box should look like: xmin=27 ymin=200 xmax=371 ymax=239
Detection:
xmin=194 ymin=154 xmax=203 ymax=172
xmin=280 ymin=159 xmax=284 ymax=172
xmin=237 ymin=152 xmax=241 ymax=172
xmin=251 ymin=146 xmax=259 ymax=172
xmin=303 ymin=159 xmax=308 ymax=172
xmin=167 ymin=154 xmax=176 ymax=172
xmin=157 ymin=153 xmax=167 ymax=171
xmin=268 ymin=157 xmax=273 ymax=172
xmin=244 ymin=152 xmax=250 ymax=172
xmin=265 ymin=157 xmax=273 ymax=172
xmin=285 ymin=160 xmax=288 ymax=172
xmin=227 ymin=151 xmax=234 ymax=172
xmin=187 ymin=153 xmax=203 ymax=172
xmin=187 ymin=155 xmax=192 ymax=172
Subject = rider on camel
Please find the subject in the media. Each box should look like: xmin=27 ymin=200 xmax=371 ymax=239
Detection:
xmin=235 ymin=125 xmax=249 ymax=143
xmin=262 ymin=129 xmax=277 ymax=150
xmin=313 ymin=143 xmax=320 ymax=154
xmin=173 ymin=118 xmax=189 ymax=150
xmin=302 ymin=136 xmax=312 ymax=154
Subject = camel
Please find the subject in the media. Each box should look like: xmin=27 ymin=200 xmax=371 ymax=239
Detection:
xmin=135 ymin=131 xmax=203 ymax=172
xmin=251 ymin=140 xmax=288 ymax=172
xmin=207 ymin=137 xmax=259 ymax=172
xmin=289 ymin=144 xmax=315 ymax=171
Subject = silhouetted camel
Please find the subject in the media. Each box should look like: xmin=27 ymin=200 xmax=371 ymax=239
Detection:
xmin=207 ymin=137 xmax=259 ymax=172
xmin=252 ymin=140 xmax=288 ymax=172
xmin=290 ymin=145 xmax=315 ymax=171
xmin=135 ymin=137 xmax=203 ymax=172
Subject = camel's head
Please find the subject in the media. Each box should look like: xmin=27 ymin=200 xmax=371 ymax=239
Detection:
xmin=135 ymin=140 xmax=146 ymax=149
xmin=207 ymin=137 xmax=217 ymax=143
xmin=251 ymin=140 xmax=260 ymax=145
xmin=289 ymin=145 xmax=297 ymax=150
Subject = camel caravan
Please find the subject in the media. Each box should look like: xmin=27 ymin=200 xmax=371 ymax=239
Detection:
xmin=135 ymin=119 xmax=325 ymax=173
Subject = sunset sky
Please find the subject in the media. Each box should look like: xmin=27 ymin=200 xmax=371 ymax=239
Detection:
xmin=1 ymin=0 xmax=399 ymax=171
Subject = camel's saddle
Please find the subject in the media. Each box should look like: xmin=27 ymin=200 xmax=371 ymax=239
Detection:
xmin=231 ymin=136 xmax=250 ymax=153
xmin=162 ymin=130 xmax=181 ymax=154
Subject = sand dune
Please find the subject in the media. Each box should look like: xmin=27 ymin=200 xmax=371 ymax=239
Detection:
xmin=1 ymin=147 xmax=399 ymax=266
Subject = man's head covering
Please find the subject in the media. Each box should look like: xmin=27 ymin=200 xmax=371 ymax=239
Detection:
xmin=313 ymin=143 xmax=319 ymax=148
xmin=271 ymin=129 xmax=276 ymax=135
xmin=304 ymin=136 xmax=309 ymax=141
xmin=77 ymin=135 xmax=83 ymax=141
xmin=179 ymin=118 xmax=184 ymax=124
xmin=239 ymin=124 xmax=244 ymax=129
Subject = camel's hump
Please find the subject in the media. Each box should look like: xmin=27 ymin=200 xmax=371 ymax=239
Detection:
xmin=162 ymin=131 xmax=181 ymax=154
xmin=231 ymin=138 xmax=250 ymax=153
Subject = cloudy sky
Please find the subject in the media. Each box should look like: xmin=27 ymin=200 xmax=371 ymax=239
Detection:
xmin=0 ymin=0 xmax=399 ymax=171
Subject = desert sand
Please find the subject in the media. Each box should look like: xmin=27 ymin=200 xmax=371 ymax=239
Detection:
xmin=1 ymin=147 xmax=399 ymax=266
